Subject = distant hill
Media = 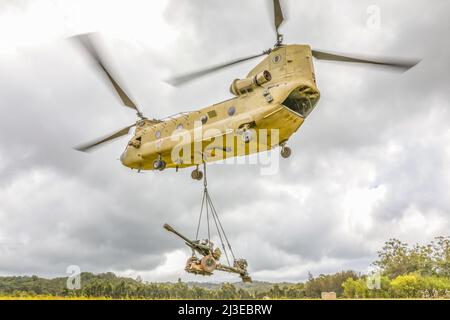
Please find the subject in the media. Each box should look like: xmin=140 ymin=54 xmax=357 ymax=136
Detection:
xmin=0 ymin=272 xmax=129 ymax=296
xmin=0 ymin=272 xmax=305 ymax=299
xmin=0 ymin=272 xmax=293 ymax=295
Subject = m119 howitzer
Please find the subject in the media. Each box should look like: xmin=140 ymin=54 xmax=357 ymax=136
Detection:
xmin=164 ymin=223 xmax=252 ymax=282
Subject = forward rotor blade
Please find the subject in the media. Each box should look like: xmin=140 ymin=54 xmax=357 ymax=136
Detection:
xmin=71 ymin=33 xmax=143 ymax=115
xmin=74 ymin=124 xmax=135 ymax=152
xmin=311 ymin=49 xmax=420 ymax=71
xmin=273 ymin=0 xmax=284 ymax=33
xmin=167 ymin=52 xmax=267 ymax=86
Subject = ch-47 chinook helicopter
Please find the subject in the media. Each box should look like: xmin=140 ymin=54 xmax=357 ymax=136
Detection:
xmin=73 ymin=0 xmax=420 ymax=180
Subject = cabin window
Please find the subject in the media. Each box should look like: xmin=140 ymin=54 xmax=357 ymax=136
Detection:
xmin=272 ymin=54 xmax=282 ymax=64
xmin=176 ymin=124 xmax=184 ymax=131
xmin=228 ymin=106 xmax=236 ymax=116
xmin=155 ymin=130 xmax=161 ymax=139
xmin=129 ymin=136 xmax=141 ymax=148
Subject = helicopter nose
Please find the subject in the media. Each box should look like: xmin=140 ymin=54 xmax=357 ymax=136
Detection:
xmin=120 ymin=150 xmax=127 ymax=164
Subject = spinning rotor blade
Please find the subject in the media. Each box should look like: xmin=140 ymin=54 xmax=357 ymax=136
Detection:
xmin=74 ymin=124 xmax=135 ymax=152
xmin=71 ymin=33 xmax=144 ymax=117
xmin=167 ymin=0 xmax=286 ymax=86
xmin=167 ymin=52 xmax=267 ymax=86
xmin=311 ymin=49 xmax=420 ymax=71
xmin=273 ymin=0 xmax=284 ymax=34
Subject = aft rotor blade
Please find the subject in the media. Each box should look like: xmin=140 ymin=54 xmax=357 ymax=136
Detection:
xmin=311 ymin=49 xmax=420 ymax=71
xmin=273 ymin=0 xmax=284 ymax=33
xmin=167 ymin=52 xmax=267 ymax=86
xmin=74 ymin=124 xmax=135 ymax=152
xmin=71 ymin=33 xmax=143 ymax=116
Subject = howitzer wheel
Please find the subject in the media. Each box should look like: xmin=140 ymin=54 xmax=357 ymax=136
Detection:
xmin=201 ymin=255 xmax=216 ymax=273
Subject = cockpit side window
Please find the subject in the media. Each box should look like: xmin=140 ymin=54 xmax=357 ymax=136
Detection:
xmin=282 ymin=86 xmax=320 ymax=118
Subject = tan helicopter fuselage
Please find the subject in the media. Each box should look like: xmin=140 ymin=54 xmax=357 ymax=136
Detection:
xmin=120 ymin=44 xmax=321 ymax=170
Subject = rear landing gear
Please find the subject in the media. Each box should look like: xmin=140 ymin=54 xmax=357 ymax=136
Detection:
xmin=153 ymin=158 xmax=166 ymax=171
xmin=191 ymin=167 xmax=203 ymax=180
xmin=280 ymin=145 xmax=292 ymax=159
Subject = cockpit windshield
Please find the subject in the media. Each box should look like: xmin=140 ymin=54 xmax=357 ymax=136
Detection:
xmin=282 ymin=86 xmax=320 ymax=118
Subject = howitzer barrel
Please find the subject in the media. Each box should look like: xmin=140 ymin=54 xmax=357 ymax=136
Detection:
xmin=164 ymin=223 xmax=193 ymax=244
xmin=163 ymin=223 xmax=212 ymax=256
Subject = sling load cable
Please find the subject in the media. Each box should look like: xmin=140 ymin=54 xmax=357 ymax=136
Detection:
xmin=206 ymin=189 xmax=236 ymax=261
xmin=194 ymin=189 xmax=207 ymax=253
xmin=194 ymin=162 xmax=235 ymax=266
xmin=203 ymin=161 xmax=235 ymax=261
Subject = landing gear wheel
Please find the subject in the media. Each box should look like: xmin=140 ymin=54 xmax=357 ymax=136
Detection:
xmin=241 ymin=130 xmax=253 ymax=143
xmin=153 ymin=159 xmax=166 ymax=170
xmin=281 ymin=146 xmax=292 ymax=159
xmin=191 ymin=169 xmax=203 ymax=180
xmin=201 ymin=255 xmax=216 ymax=273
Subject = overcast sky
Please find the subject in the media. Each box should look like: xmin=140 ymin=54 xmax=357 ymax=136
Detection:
xmin=1 ymin=0 xmax=449 ymax=283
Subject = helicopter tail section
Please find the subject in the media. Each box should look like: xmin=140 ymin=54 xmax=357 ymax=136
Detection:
xmin=246 ymin=44 xmax=317 ymax=88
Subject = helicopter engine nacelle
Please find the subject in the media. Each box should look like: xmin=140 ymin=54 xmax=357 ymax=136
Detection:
xmin=229 ymin=70 xmax=272 ymax=96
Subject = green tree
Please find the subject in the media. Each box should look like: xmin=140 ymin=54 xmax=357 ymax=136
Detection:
xmin=304 ymin=271 xmax=359 ymax=298
xmin=374 ymin=237 xmax=450 ymax=278
xmin=390 ymin=273 xmax=424 ymax=298
xmin=342 ymin=278 xmax=368 ymax=298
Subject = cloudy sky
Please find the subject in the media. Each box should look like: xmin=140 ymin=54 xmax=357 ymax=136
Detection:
xmin=0 ymin=0 xmax=449 ymax=283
